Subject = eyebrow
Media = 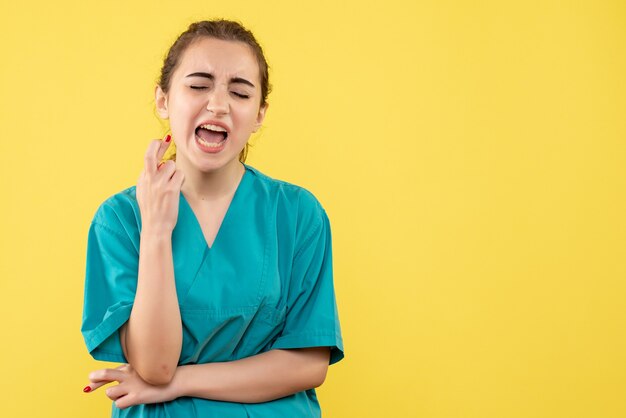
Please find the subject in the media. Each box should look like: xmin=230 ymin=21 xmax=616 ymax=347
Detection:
xmin=185 ymin=72 xmax=255 ymax=88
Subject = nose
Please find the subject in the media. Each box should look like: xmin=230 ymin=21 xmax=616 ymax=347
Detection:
xmin=206 ymin=87 xmax=229 ymax=115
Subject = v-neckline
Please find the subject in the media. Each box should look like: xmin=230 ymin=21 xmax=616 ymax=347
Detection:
xmin=179 ymin=164 xmax=250 ymax=251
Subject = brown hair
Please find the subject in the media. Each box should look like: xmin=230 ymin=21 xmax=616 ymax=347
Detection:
xmin=156 ymin=19 xmax=272 ymax=163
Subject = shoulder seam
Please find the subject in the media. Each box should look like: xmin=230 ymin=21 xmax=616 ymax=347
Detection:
xmin=250 ymin=166 xmax=315 ymax=194
xmin=293 ymin=209 xmax=324 ymax=261
xmin=91 ymin=220 xmax=138 ymax=254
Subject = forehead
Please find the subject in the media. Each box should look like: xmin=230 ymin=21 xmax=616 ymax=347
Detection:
xmin=175 ymin=37 xmax=260 ymax=83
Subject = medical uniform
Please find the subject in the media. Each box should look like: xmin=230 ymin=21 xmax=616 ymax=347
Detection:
xmin=81 ymin=163 xmax=344 ymax=417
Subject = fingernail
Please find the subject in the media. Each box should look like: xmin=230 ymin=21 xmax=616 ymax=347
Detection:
xmin=165 ymin=134 xmax=171 ymax=142
xmin=83 ymin=385 xmax=92 ymax=393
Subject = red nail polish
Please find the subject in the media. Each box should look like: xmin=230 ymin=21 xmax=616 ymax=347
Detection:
xmin=83 ymin=385 xmax=92 ymax=393
xmin=165 ymin=134 xmax=171 ymax=142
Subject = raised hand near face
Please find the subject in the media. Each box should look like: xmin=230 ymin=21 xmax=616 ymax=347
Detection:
xmin=136 ymin=134 xmax=185 ymax=234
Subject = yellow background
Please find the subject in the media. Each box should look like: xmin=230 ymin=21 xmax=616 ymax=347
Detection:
xmin=1 ymin=0 xmax=625 ymax=417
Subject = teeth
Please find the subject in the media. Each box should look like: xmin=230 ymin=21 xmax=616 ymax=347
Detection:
xmin=196 ymin=134 xmax=226 ymax=148
xmin=199 ymin=123 xmax=227 ymax=132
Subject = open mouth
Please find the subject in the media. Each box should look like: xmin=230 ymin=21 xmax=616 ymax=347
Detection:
xmin=195 ymin=124 xmax=228 ymax=147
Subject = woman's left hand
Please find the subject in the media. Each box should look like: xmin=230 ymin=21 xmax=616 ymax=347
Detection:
xmin=84 ymin=363 xmax=178 ymax=409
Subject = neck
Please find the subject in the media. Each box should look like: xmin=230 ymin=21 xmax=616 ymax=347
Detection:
xmin=178 ymin=157 xmax=245 ymax=202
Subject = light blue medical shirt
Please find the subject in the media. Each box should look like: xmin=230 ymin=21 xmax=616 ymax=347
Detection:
xmin=80 ymin=163 xmax=344 ymax=417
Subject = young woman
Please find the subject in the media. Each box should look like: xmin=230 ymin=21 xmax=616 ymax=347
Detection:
xmin=80 ymin=19 xmax=344 ymax=417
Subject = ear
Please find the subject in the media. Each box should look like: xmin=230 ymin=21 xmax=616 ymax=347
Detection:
xmin=252 ymin=102 xmax=269 ymax=133
xmin=155 ymin=85 xmax=169 ymax=119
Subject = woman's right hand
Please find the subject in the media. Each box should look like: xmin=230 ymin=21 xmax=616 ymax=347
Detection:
xmin=136 ymin=135 xmax=185 ymax=234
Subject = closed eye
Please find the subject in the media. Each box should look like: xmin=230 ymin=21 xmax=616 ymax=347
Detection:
xmin=190 ymin=86 xmax=249 ymax=99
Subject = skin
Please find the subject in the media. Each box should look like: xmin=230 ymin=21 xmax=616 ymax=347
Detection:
xmin=159 ymin=36 xmax=268 ymax=201
xmin=84 ymin=37 xmax=331 ymax=408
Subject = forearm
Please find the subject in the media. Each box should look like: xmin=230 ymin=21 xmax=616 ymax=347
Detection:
xmin=171 ymin=347 xmax=330 ymax=403
xmin=124 ymin=228 xmax=182 ymax=385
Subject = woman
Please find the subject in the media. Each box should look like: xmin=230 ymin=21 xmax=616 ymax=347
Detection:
xmin=80 ymin=19 xmax=344 ymax=417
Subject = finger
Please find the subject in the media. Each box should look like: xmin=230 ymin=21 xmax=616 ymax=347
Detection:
xmin=105 ymin=384 xmax=127 ymax=401
xmin=89 ymin=368 xmax=126 ymax=384
xmin=144 ymin=140 xmax=162 ymax=175
xmin=171 ymin=169 xmax=185 ymax=189
xmin=159 ymin=160 xmax=178 ymax=181
xmin=157 ymin=159 xmax=174 ymax=173
xmin=136 ymin=170 xmax=146 ymax=185
xmin=151 ymin=136 xmax=172 ymax=173
xmin=155 ymin=134 xmax=172 ymax=164
xmin=84 ymin=364 xmax=128 ymax=393
xmin=116 ymin=394 xmax=136 ymax=410
xmin=83 ymin=380 xmax=107 ymax=392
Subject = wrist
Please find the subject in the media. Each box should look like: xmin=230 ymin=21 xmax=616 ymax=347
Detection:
xmin=141 ymin=226 xmax=173 ymax=239
xmin=169 ymin=365 xmax=189 ymax=399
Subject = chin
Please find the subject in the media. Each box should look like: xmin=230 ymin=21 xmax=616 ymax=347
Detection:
xmin=195 ymin=155 xmax=240 ymax=172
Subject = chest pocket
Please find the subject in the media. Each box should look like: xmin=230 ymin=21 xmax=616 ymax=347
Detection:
xmin=236 ymin=304 xmax=287 ymax=357
xmin=178 ymin=304 xmax=286 ymax=364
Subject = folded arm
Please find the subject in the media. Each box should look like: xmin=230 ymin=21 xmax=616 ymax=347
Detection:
xmin=169 ymin=347 xmax=331 ymax=403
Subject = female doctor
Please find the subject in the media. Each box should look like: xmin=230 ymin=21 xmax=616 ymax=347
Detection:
xmin=80 ymin=19 xmax=344 ymax=417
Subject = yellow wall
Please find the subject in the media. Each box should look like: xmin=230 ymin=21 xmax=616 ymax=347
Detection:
xmin=1 ymin=1 xmax=624 ymax=417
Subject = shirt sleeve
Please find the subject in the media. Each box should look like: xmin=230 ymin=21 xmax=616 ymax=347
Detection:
xmin=270 ymin=205 xmax=345 ymax=365
xmin=80 ymin=207 xmax=139 ymax=363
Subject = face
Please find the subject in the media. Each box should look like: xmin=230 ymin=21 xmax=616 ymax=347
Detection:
xmin=155 ymin=37 xmax=268 ymax=172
